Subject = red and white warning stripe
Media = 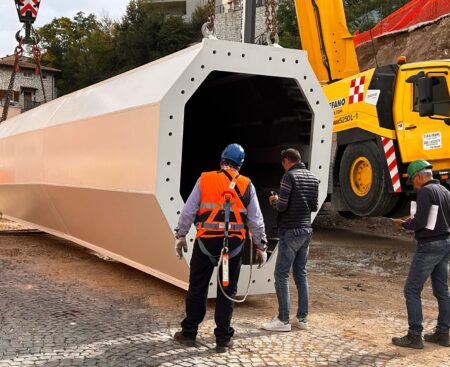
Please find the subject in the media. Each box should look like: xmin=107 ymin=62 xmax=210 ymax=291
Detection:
xmin=381 ymin=137 xmax=402 ymax=193
xmin=19 ymin=0 xmax=40 ymax=18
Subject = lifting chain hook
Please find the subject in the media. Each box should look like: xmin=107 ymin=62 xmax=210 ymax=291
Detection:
xmin=201 ymin=22 xmax=217 ymax=39
xmin=264 ymin=0 xmax=279 ymax=46
xmin=32 ymin=34 xmax=47 ymax=104
xmin=1 ymin=40 xmax=24 ymax=123
xmin=205 ymin=0 xmax=216 ymax=35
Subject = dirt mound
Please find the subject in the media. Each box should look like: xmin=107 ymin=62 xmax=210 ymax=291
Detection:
xmin=356 ymin=16 xmax=450 ymax=71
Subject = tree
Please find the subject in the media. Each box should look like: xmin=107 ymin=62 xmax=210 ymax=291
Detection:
xmin=38 ymin=12 xmax=115 ymax=95
xmin=113 ymin=0 xmax=194 ymax=72
xmin=38 ymin=1 xmax=197 ymax=95
xmin=277 ymin=0 xmax=300 ymax=49
xmin=191 ymin=4 xmax=209 ymax=40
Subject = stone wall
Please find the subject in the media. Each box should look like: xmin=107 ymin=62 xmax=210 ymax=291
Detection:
xmin=215 ymin=6 xmax=267 ymax=42
xmin=0 ymin=66 xmax=57 ymax=110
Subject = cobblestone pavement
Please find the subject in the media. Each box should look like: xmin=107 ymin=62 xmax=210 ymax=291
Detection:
xmin=0 ymin=235 xmax=448 ymax=367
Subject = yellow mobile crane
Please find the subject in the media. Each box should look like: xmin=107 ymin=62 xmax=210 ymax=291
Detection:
xmin=295 ymin=0 xmax=450 ymax=217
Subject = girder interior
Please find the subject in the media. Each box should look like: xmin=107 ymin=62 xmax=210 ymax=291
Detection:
xmin=181 ymin=71 xmax=314 ymax=261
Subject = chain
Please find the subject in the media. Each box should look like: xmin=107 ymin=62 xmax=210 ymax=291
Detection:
xmin=270 ymin=0 xmax=278 ymax=38
xmin=207 ymin=0 xmax=215 ymax=33
xmin=1 ymin=41 xmax=23 ymax=123
xmin=264 ymin=0 xmax=278 ymax=43
xmin=264 ymin=0 xmax=272 ymax=36
xmin=32 ymin=37 xmax=47 ymax=104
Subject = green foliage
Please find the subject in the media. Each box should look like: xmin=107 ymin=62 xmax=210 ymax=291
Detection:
xmin=344 ymin=0 xmax=411 ymax=33
xmin=38 ymin=0 xmax=197 ymax=96
xmin=191 ymin=4 xmax=209 ymax=40
xmin=114 ymin=1 xmax=193 ymax=69
xmin=38 ymin=12 xmax=115 ymax=95
xmin=277 ymin=0 xmax=300 ymax=49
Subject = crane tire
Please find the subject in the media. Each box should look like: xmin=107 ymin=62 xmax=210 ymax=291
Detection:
xmin=338 ymin=141 xmax=399 ymax=217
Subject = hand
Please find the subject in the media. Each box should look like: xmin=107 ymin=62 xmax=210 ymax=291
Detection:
xmin=269 ymin=195 xmax=278 ymax=205
xmin=256 ymin=249 xmax=267 ymax=269
xmin=391 ymin=218 xmax=405 ymax=230
xmin=175 ymin=237 xmax=188 ymax=259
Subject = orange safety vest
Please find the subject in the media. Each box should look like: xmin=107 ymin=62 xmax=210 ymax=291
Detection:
xmin=195 ymin=168 xmax=251 ymax=240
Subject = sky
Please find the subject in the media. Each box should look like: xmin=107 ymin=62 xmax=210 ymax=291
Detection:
xmin=0 ymin=0 xmax=131 ymax=57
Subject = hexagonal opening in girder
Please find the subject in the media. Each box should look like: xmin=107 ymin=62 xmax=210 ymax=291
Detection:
xmin=181 ymin=71 xmax=313 ymax=257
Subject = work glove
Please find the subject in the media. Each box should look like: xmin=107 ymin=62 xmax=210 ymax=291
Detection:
xmin=255 ymin=249 xmax=267 ymax=269
xmin=175 ymin=237 xmax=188 ymax=259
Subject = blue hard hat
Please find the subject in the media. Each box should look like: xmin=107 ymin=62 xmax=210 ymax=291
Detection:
xmin=221 ymin=144 xmax=245 ymax=166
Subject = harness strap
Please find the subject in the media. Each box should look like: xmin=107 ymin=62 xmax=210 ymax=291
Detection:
xmin=224 ymin=196 xmax=232 ymax=239
xmin=221 ymin=169 xmax=243 ymax=199
xmin=197 ymin=238 xmax=244 ymax=266
xmin=199 ymin=202 xmax=247 ymax=214
xmin=200 ymin=223 xmax=245 ymax=230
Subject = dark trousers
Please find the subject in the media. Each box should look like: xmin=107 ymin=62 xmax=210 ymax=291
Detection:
xmin=181 ymin=237 xmax=243 ymax=343
xmin=404 ymin=238 xmax=450 ymax=335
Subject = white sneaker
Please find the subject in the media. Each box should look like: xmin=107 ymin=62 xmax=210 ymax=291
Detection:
xmin=291 ymin=317 xmax=308 ymax=330
xmin=262 ymin=317 xmax=291 ymax=332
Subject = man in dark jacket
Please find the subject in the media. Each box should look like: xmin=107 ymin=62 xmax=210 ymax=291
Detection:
xmin=392 ymin=160 xmax=450 ymax=349
xmin=262 ymin=148 xmax=319 ymax=332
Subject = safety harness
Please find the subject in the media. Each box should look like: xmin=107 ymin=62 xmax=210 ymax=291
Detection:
xmin=216 ymin=191 xmax=254 ymax=302
xmin=195 ymin=168 xmax=256 ymax=303
xmin=196 ymin=169 xmax=248 ymax=265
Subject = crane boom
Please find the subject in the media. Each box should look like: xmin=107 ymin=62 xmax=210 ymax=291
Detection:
xmin=294 ymin=0 xmax=360 ymax=83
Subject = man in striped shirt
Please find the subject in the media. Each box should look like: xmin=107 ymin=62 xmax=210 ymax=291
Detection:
xmin=262 ymin=148 xmax=319 ymax=332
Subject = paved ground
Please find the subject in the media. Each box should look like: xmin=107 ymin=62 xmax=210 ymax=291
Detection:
xmin=0 ymin=222 xmax=449 ymax=366
xmin=0 ymin=256 xmax=396 ymax=367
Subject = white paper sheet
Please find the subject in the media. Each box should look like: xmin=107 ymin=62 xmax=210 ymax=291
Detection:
xmin=410 ymin=201 xmax=417 ymax=218
xmin=426 ymin=205 xmax=439 ymax=230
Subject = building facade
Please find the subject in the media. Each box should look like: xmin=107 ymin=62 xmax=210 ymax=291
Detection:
xmin=215 ymin=4 xmax=267 ymax=42
xmin=0 ymin=55 xmax=59 ymax=114
xmin=146 ymin=0 xmax=188 ymax=16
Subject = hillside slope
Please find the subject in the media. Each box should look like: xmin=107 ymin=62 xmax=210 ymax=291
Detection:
xmin=356 ymin=16 xmax=450 ymax=70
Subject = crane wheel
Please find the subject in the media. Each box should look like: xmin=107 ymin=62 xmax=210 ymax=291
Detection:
xmin=338 ymin=141 xmax=399 ymax=217
xmin=337 ymin=211 xmax=356 ymax=219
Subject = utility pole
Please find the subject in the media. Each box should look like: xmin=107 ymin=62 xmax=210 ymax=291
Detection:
xmin=242 ymin=0 xmax=256 ymax=43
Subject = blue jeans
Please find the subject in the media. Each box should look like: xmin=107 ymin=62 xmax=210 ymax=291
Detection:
xmin=274 ymin=228 xmax=312 ymax=323
xmin=404 ymin=238 xmax=450 ymax=336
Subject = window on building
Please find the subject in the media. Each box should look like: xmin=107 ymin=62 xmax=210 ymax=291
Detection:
xmin=42 ymin=75 xmax=47 ymax=80
xmin=23 ymin=71 xmax=33 ymax=78
xmin=0 ymin=90 xmax=20 ymax=103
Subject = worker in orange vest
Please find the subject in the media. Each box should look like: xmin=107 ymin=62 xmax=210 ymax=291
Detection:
xmin=173 ymin=143 xmax=268 ymax=353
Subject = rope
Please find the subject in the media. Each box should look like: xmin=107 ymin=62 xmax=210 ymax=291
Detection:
xmin=217 ymin=240 xmax=254 ymax=303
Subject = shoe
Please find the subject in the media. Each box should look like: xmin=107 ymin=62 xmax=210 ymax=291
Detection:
xmin=216 ymin=340 xmax=234 ymax=353
xmin=424 ymin=330 xmax=450 ymax=347
xmin=173 ymin=331 xmax=196 ymax=347
xmin=292 ymin=317 xmax=308 ymax=330
xmin=262 ymin=316 xmax=291 ymax=332
xmin=392 ymin=333 xmax=424 ymax=349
